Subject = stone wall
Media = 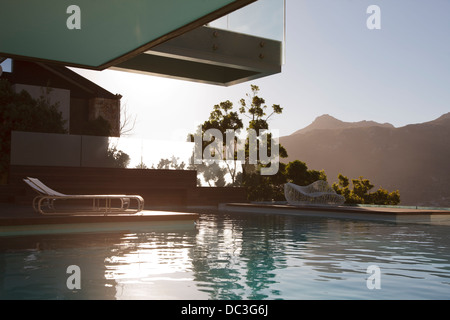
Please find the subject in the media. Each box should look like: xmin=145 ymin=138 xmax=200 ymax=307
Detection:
xmin=89 ymin=96 xmax=121 ymax=137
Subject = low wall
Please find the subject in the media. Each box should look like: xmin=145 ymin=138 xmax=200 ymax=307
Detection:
xmin=188 ymin=187 xmax=247 ymax=206
xmin=9 ymin=165 xmax=247 ymax=207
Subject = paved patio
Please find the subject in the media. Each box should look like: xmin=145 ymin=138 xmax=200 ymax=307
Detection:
xmin=0 ymin=202 xmax=201 ymax=237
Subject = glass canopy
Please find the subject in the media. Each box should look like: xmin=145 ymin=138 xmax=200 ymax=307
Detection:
xmin=209 ymin=0 xmax=286 ymax=42
xmin=1 ymin=0 xmax=284 ymax=86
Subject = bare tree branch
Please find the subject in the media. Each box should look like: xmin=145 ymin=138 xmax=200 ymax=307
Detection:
xmin=119 ymin=103 xmax=136 ymax=136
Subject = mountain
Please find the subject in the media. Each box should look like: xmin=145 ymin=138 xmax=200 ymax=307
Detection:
xmin=280 ymin=113 xmax=450 ymax=206
xmin=292 ymin=114 xmax=395 ymax=135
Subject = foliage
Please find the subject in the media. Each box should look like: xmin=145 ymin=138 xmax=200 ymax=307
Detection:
xmin=243 ymin=162 xmax=287 ymax=201
xmin=239 ymin=85 xmax=288 ymax=162
xmin=202 ymin=100 xmax=243 ymax=133
xmin=82 ymin=113 xmax=133 ymax=169
xmin=105 ymin=146 xmax=130 ymax=168
xmin=194 ymin=100 xmax=244 ymax=186
xmin=186 ymin=83 xmax=401 ymax=205
xmin=119 ymin=103 xmax=136 ymax=137
xmin=332 ymin=174 xmax=400 ymax=205
xmin=189 ymin=85 xmax=287 ymax=190
xmin=185 ymin=151 xmax=228 ymax=187
xmin=245 ymin=160 xmax=328 ymax=202
xmin=197 ymin=161 xmax=228 ymax=187
xmin=82 ymin=116 xmax=111 ymax=137
xmin=0 ymin=79 xmax=67 ymax=176
xmin=285 ymin=160 xmax=327 ymax=186
xmin=153 ymin=156 xmax=186 ymax=171
xmin=239 ymin=85 xmax=283 ymax=132
xmin=135 ymin=161 xmax=149 ymax=169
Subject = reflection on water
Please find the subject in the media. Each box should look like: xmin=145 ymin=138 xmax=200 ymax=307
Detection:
xmin=1 ymin=213 xmax=450 ymax=299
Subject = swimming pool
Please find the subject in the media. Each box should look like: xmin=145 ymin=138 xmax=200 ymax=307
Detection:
xmin=1 ymin=211 xmax=449 ymax=300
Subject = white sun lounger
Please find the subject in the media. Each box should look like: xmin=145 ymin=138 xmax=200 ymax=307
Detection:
xmin=24 ymin=177 xmax=144 ymax=215
xmin=284 ymin=181 xmax=345 ymax=206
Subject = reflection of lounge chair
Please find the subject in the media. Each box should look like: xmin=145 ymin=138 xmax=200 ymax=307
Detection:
xmin=284 ymin=181 xmax=345 ymax=206
xmin=24 ymin=177 xmax=144 ymax=215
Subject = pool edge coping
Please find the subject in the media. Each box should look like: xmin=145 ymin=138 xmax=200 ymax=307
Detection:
xmin=219 ymin=203 xmax=450 ymax=226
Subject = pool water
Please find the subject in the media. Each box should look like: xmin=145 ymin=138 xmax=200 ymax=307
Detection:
xmin=1 ymin=212 xmax=450 ymax=300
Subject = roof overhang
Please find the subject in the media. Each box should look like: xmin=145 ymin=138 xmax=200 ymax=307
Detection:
xmin=112 ymin=26 xmax=282 ymax=86
xmin=0 ymin=0 xmax=282 ymax=86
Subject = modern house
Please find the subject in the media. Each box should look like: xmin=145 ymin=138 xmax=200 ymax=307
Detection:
xmin=0 ymin=0 xmax=283 ymax=206
xmin=1 ymin=59 xmax=121 ymax=137
xmin=0 ymin=58 xmax=247 ymax=206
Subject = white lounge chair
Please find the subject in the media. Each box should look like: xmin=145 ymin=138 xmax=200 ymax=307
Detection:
xmin=24 ymin=177 xmax=144 ymax=215
xmin=284 ymin=181 xmax=345 ymax=206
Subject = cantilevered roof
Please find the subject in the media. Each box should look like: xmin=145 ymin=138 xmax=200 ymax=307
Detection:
xmin=0 ymin=0 xmax=282 ymax=86
xmin=0 ymin=0 xmax=255 ymax=69
xmin=113 ymin=26 xmax=282 ymax=86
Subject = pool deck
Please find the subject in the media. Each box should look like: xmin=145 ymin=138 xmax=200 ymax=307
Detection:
xmin=2 ymin=201 xmax=450 ymax=233
xmin=219 ymin=203 xmax=450 ymax=225
xmin=0 ymin=203 xmax=199 ymax=227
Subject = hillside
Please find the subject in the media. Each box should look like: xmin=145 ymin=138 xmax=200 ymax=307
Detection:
xmin=280 ymin=113 xmax=450 ymax=206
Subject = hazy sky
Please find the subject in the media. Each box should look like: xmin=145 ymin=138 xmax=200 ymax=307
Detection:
xmin=69 ymin=0 xmax=450 ymax=142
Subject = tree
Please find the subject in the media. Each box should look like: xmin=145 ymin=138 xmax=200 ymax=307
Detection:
xmin=198 ymin=100 xmax=244 ymax=186
xmin=153 ymin=156 xmax=186 ymax=170
xmin=239 ymin=85 xmax=283 ymax=132
xmin=189 ymin=85 xmax=288 ymax=193
xmin=332 ymin=174 xmax=351 ymax=202
xmin=332 ymin=174 xmax=400 ymax=205
xmin=237 ymin=85 xmax=288 ymax=199
xmin=244 ymin=160 xmax=327 ymax=202
xmin=243 ymin=162 xmax=287 ymax=201
xmin=370 ymin=187 xmax=401 ymax=205
xmin=0 ymin=79 xmax=67 ymax=178
xmin=135 ymin=161 xmax=149 ymax=169
xmin=82 ymin=116 xmax=111 ymax=137
xmin=119 ymin=103 xmax=137 ymax=137
xmin=198 ymin=161 xmax=228 ymax=187
xmin=186 ymin=150 xmax=228 ymax=187
xmin=105 ymin=146 xmax=130 ymax=168
xmin=285 ymin=160 xmax=327 ymax=186
xmin=238 ymin=85 xmax=288 ymax=165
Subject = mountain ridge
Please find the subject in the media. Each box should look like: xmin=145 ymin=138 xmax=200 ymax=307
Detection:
xmin=280 ymin=113 xmax=450 ymax=206
xmin=292 ymin=114 xmax=395 ymax=136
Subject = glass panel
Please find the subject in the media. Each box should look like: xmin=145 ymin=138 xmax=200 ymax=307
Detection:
xmin=10 ymin=131 xmax=195 ymax=170
xmin=10 ymin=131 xmax=81 ymax=167
xmin=110 ymin=137 xmax=194 ymax=170
xmin=209 ymin=0 xmax=286 ymax=42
